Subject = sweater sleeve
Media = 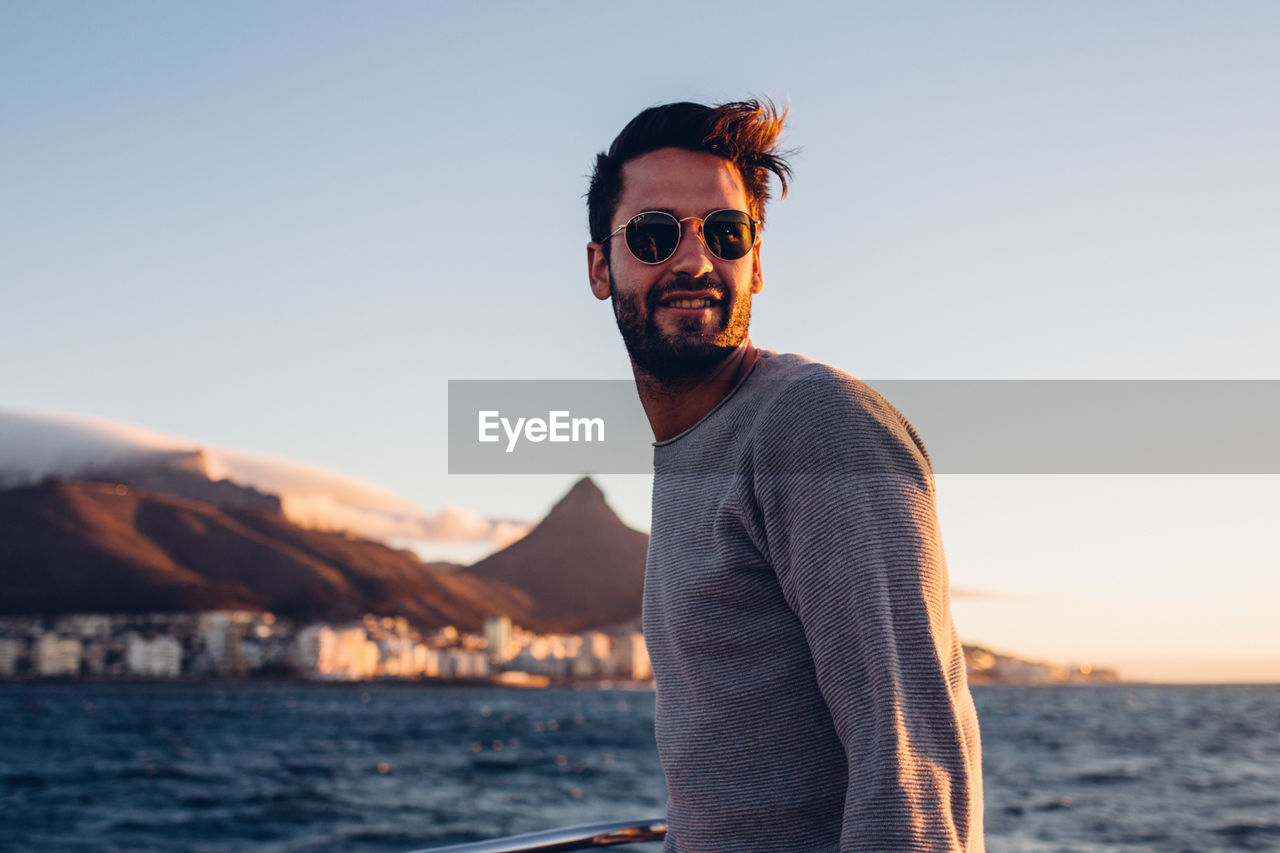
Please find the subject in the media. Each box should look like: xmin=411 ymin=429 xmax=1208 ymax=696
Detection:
xmin=742 ymin=369 xmax=984 ymax=852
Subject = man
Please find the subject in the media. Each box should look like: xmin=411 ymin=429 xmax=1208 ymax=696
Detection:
xmin=585 ymin=100 xmax=984 ymax=852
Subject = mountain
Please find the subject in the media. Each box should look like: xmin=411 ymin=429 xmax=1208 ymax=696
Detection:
xmin=0 ymin=474 xmax=646 ymax=634
xmin=461 ymin=478 xmax=649 ymax=633
xmin=0 ymin=479 xmax=531 ymax=630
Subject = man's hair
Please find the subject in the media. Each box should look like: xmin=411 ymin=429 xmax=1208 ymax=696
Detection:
xmin=587 ymin=99 xmax=792 ymax=253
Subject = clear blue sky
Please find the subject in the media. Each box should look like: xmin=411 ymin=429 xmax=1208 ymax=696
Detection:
xmin=3 ymin=2 xmax=1277 ymax=681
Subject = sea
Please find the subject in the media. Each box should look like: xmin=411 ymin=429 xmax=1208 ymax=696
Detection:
xmin=1 ymin=683 xmax=1277 ymax=853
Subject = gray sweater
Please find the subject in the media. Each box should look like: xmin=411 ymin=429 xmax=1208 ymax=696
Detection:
xmin=645 ymin=351 xmax=984 ymax=852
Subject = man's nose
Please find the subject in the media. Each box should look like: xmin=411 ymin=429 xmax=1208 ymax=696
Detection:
xmin=667 ymin=221 xmax=715 ymax=277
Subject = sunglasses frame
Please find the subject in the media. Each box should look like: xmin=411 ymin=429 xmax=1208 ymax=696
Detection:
xmin=606 ymin=209 xmax=760 ymax=265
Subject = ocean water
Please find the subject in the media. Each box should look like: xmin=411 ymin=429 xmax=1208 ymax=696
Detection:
xmin=0 ymin=683 xmax=1277 ymax=852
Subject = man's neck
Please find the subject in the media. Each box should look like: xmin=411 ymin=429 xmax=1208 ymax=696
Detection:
xmin=632 ymin=342 xmax=760 ymax=442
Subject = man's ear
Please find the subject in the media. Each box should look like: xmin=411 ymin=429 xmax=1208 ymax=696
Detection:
xmin=587 ymin=242 xmax=612 ymax=300
xmin=750 ymin=239 xmax=764 ymax=294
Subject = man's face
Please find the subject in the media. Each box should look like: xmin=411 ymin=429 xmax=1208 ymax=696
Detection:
xmin=588 ymin=147 xmax=763 ymax=380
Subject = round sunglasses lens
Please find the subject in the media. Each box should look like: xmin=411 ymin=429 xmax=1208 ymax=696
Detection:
xmin=703 ymin=211 xmax=755 ymax=260
xmin=626 ymin=213 xmax=680 ymax=263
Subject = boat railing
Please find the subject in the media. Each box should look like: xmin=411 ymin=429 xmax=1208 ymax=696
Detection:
xmin=405 ymin=817 xmax=667 ymax=853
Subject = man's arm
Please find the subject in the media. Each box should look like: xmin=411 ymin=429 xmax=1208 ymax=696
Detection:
xmin=744 ymin=370 xmax=984 ymax=852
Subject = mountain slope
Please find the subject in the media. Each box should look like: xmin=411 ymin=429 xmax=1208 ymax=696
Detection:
xmin=0 ymin=479 xmax=531 ymax=629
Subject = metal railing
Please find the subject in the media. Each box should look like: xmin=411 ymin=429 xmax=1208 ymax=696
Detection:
xmin=405 ymin=818 xmax=667 ymax=853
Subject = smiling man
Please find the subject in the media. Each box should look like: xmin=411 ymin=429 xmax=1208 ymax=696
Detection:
xmin=586 ymin=100 xmax=984 ymax=852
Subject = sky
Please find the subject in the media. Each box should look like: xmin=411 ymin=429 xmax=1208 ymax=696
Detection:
xmin=3 ymin=2 xmax=1277 ymax=682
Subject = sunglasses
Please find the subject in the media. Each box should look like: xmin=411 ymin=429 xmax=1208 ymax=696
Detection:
xmin=606 ymin=209 xmax=759 ymax=265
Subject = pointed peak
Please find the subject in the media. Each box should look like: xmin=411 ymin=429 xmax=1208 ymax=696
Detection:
xmin=566 ymin=476 xmax=603 ymax=499
xmin=544 ymin=476 xmax=618 ymax=524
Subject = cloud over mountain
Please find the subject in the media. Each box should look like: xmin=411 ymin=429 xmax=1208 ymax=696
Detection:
xmin=0 ymin=410 xmax=526 ymax=547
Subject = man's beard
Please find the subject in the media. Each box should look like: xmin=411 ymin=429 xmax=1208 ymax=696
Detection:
xmin=610 ymin=270 xmax=753 ymax=381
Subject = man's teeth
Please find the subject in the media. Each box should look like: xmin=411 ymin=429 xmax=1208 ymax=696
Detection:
xmin=667 ymin=298 xmax=714 ymax=308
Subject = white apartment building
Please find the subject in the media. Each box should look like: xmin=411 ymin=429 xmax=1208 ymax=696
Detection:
xmin=610 ymin=631 xmax=651 ymax=681
xmin=483 ymin=615 xmax=514 ymax=662
xmin=124 ymin=634 xmax=183 ymax=678
xmin=34 ymin=634 xmax=83 ymax=677
xmin=415 ymin=644 xmax=440 ymax=678
xmin=572 ymin=631 xmax=614 ymax=679
xmin=295 ymin=625 xmax=380 ymax=680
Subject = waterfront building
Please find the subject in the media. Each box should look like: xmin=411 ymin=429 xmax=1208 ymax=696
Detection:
xmin=297 ymin=626 xmax=380 ymax=680
xmin=483 ymin=615 xmax=514 ymax=662
xmin=415 ymin=644 xmax=440 ymax=678
xmin=378 ymin=637 xmax=421 ymax=676
xmin=124 ymin=634 xmax=183 ymax=678
xmin=80 ymin=639 xmax=108 ymax=676
xmin=35 ymin=634 xmax=83 ymax=677
xmin=610 ymin=631 xmax=651 ymax=681
xmin=0 ymin=638 xmax=24 ymax=676
xmin=292 ymin=625 xmax=325 ymax=674
xmin=439 ymin=647 xmax=489 ymax=679
xmin=196 ymin=611 xmax=258 ymax=675
xmin=573 ymin=631 xmax=613 ymax=679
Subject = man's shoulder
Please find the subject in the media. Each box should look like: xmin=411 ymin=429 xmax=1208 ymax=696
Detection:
xmin=753 ymin=351 xmax=882 ymax=407
xmin=748 ymin=351 xmax=933 ymax=478
xmin=750 ymin=350 xmax=909 ymax=436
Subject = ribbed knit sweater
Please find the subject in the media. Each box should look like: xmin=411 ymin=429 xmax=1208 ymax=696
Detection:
xmin=644 ymin=351 xmax=984 ymax=852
